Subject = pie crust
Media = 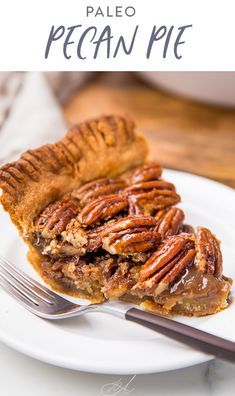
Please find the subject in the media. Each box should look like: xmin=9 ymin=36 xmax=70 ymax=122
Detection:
xmin=0 ymin=114 xmax=232 ymax=316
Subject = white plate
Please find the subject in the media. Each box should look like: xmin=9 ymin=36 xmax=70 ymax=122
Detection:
xmin=0 ymin=170 xmax=235 ymax=374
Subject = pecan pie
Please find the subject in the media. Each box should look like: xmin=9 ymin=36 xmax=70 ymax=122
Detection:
xmin=0 ymin=115 xmax=232 ymax=316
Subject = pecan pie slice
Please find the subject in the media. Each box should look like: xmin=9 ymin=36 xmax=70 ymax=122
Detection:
xmin=0 ymin=114 xmax=232 ymax=316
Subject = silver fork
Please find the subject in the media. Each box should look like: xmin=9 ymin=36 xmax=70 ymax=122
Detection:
xmin=1 ymin=256 xmax=235 ymax=363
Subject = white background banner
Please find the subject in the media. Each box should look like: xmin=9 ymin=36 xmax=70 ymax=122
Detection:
xmin=0 ymin=0 xmax=234 ymax=71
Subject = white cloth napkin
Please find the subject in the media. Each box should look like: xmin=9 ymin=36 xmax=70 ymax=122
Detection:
xmin=0 ymin=72 xmax=92 ymax=164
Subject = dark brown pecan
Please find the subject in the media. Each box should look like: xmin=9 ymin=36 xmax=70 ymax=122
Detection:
xmin=86 ymin=223 xmax=110 ymax=251
xmin=127 ymin=162 xmax=162 ymax=183
xmin=100 ymin=215 xmax=161 ymax=256
xmin=134 ymin=234 xmax=196 ymax=296
xmin=72 ymin=178 xmax=126 ymax=205
xmin=124 ymin=180 xmax=180 ymax=215
xmin=78 ymin=194 xmax=128 ymax=226
xmin=155 ymin=207 xmax=185 ymax=239
xmin=35 ymin=197 xmax=79 ymax=239
xmin=195 ymin=227 xmax=222 ymax=277
xmin=179 ymin=224 xmax=195 ymax=234
xmin=86 ymin=220 xmax=123 ymax=252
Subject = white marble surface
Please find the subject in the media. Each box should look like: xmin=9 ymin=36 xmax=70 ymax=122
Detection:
xmin=0 ymin=342 xmax=234 ymax=396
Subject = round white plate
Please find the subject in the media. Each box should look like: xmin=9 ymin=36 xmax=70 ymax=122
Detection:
xmin=0 ymin=170 xmax=235 ymax=374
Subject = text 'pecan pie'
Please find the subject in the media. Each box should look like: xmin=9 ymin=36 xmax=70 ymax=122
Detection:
xmin=0 ymin=115 xmax=232 ymax=316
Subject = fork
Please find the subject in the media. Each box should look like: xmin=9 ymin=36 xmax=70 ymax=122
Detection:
xmin=0 ymin=256 xmax=235 ymax=363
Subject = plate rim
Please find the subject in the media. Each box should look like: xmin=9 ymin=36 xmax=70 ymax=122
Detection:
xmin=0 ymin=327 xmax=214 ymax=374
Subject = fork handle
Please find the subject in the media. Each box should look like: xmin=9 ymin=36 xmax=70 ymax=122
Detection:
xmin=125 ymin=308 xmax=235 ymax=362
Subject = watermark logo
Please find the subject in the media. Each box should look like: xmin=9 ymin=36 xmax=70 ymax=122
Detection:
xmin=100 ymin=375 xmax=136 ymax=396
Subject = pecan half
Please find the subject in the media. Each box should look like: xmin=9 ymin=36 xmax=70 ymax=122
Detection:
xmin=100 ymin=215 xmax=161 ymax=256
xmin=124 ymin=180 xmax=180 ymax=215
xmin=126 ymin=162 xmax=162 ymax=183
xmin=155 ymin=207 xmax=185 ymax=239
xmin=35 ymin=197 xmax=79 ymax=239
xmin=134 ymin=234 xmax=196 ymax=296
xmin=78 ymin=194 xmax=128 ymax=226
xmin=86 ymin=223 xmax=110 ymax=251
xmin=179 ymin=224 xmax=195 ymax=234
xmin=195 ymin=227 xmax=222 ymax=277
xmin=72 ymin=178 xmax=126 ymax=206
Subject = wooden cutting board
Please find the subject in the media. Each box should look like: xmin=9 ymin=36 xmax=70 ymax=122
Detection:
xmin=64 ymin=72 xmax=235 ymax=188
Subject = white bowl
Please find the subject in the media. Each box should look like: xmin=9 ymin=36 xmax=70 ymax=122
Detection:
xmin=139 ymin=72 xmax=235 ymax=108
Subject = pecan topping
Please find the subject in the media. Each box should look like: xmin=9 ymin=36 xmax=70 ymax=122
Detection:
xmin=61 ymin=218 xmax=88 ymax=248
xmin=35 ymin=197 xmax=79 ymax=239
xmin=195 ymin=227 xmax=222 ymax=277
xmin=72 ymin=178 xmax=126 ymax=206
xmin=100 ymin=216 xmax=161 ymax=256
xmin=180 ymin=224 xmax=195 ymax=234
xmin=127 ymin=162 xmax=162 ymax=183
xmin=78 ymin=194 xmax=128 ymax=226
xmin=134 ymin=234 xmax=196 ymax=295
xmin=86 ymin=223 xmax=110 ymax=251
xmin=42 ymin=239 xmax=86 ymax=257
xmin=124 ymin=180 xmax=180 ymax=215
xmin=155 ymin=207 xmax=185 ymax=239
